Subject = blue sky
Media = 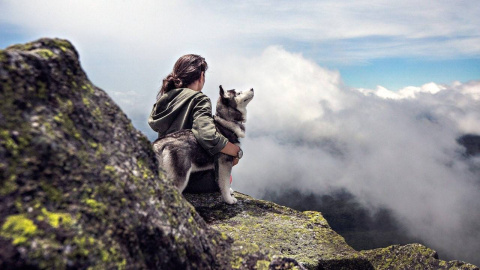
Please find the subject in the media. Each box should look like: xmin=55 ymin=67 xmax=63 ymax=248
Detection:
xmin=338 ymin=58 xmax=480 ymax=91
xmin=1 ymin=1 xmax=479 ymax=94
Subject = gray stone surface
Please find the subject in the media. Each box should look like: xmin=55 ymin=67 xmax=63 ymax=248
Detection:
xmin=1 ymin=38 xmax=478 ymax=270
xmin=0 ymin=38 xmax=231 ymax=269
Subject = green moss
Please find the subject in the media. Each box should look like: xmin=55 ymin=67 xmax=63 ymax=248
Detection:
xmin=73 ymin=236 xmax=95 ymax=256
xmin=82 ymin=97 xmax=91 ymax=107
xmin=14 ymin=198 xmax=23 ymax=212
xmin=37 ymin=81 xmax=47 ymax=99
xmin=53 ymin=112 xmax=81 ymax=140
xmin=303 ymin=211 xmax=328 ymax=227
xmin=39 ymin=181 xmax=62 ymax=202
xmin=138 ymin=158 xmax=155 ymax=179
xmin=255 ymin=260 xmax=271 ymax=270
xmin=39 ymin=208 xmax=74 ymax=228
xmin=118 ymin=258 xmax=127 ymax=270
xmin=0 ymin=50 xmax=7 ymax=62
xmin=92 ymin=107 xmax=102 ymax=122
xmin=59 ymin=98 xmax=74 ymax=114
xmin=95 ymin=143 xmax=104 ymax=157
xmin=73 ymin=236 xmax=125 ymax=267
xmin=1 ymin=129 xmax=19 ymax=156
xmin=103 ymin=165 xmax=117 ymax=175
xmin=81 ymin=84 xmax=95 ymax=95
xmin=66 ymin=69 xmax=74 ymax=78
xmin=231 ymin=257 xmax=243 ymax=269
xmin=0 ymin=174 xmax=18 ymax=196
xmin=7 ymin=43 xmax=33 ymax=51
xmin=360 ymin=244 xmax=480 ymax=270
xmin=101 ymin=249 xmax=110 ymax=262
xmin=34 ymin=48 xmax=55 ymax=59
xmin=1 ymin=214 xmax=38 ymax=244
xmin=88 ymin=140 xmax=98 ymax=149
xmin=52 ymin=39 xmax=72 ymax=52
xmin=237 ymin=241 xmax=260 ymax=256
xmin=127 ymin=122 xmax=134 ymax=132
xmin=83 ymin=198 xmax=107 ymax=214
xmin=220 ymin=232 xmax=229 ymax=241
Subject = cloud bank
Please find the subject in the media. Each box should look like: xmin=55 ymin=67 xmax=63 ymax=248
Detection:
xmin=211 ymin=47 xmax=480 ymax=263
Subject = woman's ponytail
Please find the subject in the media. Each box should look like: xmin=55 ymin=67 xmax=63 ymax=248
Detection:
xmin=157 ymin=54 xmax=208 ymax=99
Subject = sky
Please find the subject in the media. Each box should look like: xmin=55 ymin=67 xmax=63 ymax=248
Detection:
xmin=1 ymin=0 xmax=480 ymax=265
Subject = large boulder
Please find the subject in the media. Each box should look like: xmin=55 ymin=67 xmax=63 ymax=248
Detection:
xmin=361 ymin=244 xmax=479 ymax=270
xmin=186 ymin=192 xmax=480 ymax=270
xmin=185 ymin=192 xmax=373 ymax=270
xmin=0 ymin=38 xmax=231 ymax=269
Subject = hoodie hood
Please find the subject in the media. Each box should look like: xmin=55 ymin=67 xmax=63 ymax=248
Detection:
xmin=148 ymin=88 xmax=200 ymax=136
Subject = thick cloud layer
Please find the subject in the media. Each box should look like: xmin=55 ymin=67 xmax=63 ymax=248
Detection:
xmin=211 ymin=47 xmax=480 ymax=263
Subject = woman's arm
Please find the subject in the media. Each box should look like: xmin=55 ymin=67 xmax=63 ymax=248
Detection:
xmin=191 ymin=96 xmax=229 ymax=155
xmin=191 ymin=94 xmax=241 ymax=164
xmin=221 ymin=142 xmax=240 ymax=157
xmin=221 ymin=142 xmax=241 ymax=166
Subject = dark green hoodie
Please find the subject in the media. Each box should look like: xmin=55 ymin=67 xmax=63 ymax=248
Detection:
xmin=148 ymin=88 xmax=228 ymax=156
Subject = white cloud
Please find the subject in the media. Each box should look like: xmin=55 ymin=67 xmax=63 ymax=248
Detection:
xmin=2 ymin=0 xmax=480 ymax=60
xmin=213 ymin=47 xmax=480 ymax=263
xmin=358 ymin=82 xmax=446 ymax=99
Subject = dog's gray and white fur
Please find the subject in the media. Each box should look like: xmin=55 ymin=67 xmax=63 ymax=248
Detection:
xmin=152 ymin=86 xmax=254 ymax=204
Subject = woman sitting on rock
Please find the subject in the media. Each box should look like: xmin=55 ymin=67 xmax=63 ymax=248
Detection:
xmin=148 ymin=54 xmax=240 ymax=191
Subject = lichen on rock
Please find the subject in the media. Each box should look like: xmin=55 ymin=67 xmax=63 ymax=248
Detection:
xmin=0 ymin=38 xmax=231 ymax=269
xmin=1 ymin=38 xmax=478 ymax=270
xmin=185 ymin=192 xmax=373 ymax=269
xmin=361 ymin=243 xmax=479 ymax=270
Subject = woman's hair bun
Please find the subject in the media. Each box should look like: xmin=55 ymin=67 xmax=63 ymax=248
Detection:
xmin=173 ymin=76 xmax=182 ymax=88
xmin=157 ymin=54 xmax=208 ymax=99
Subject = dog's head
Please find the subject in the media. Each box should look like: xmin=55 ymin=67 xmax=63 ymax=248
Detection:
xmin=216 ymin=85 xmax=254 ymax=122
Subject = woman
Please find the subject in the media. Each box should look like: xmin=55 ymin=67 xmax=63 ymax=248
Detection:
xmin=148 ymin=54 xmax=241 ymax=173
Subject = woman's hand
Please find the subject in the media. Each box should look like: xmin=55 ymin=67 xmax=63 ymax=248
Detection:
xmin=221 ymin=142 xmax=240 ymax=157
xmin=221 ymin=142 xmax=241 ymax=166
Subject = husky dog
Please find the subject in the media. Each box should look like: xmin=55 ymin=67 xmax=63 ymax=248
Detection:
xmin=153 ymin=86 xmax=254 ymax=204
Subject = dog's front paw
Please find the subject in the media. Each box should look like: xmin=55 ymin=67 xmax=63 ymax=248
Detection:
xmin=225 ymin=196 xmax=238 ymax=204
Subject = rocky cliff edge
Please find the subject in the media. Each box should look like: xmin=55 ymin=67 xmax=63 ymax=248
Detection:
xmin=0 ymin=38 xmax=478 ymax=270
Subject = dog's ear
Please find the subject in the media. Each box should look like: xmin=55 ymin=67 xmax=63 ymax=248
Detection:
xmin=219 ymin=85 xmax=225 ymax=98
xmin=219 ymin=85 xmax=229 ymax=105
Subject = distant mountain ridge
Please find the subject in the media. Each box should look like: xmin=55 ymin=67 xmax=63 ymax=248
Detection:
xmin=0 ymin=38 xmax=478 ymax=269
xmin=458 ymin=134 xmax=480 ymax=156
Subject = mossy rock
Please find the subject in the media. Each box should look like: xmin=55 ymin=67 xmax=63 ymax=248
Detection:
xmin=185 ymin=192 xmax=373 ymax=269
xmin=2 ymin=38 xmax=478 ymax=270
xmin=361 ymin=244 xmax=479 ymax=270
xmin=0 ymin=38 xmax=231 ymax=269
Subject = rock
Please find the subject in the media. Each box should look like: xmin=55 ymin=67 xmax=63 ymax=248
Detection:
xmin=0 ymin=38 xmax=231 ymax=269
xmin=361 ymin=244 xmax=479 ymax=270
xmin=1 ymin=38 xmax=478 ymax=270
xmin=185 ymin=192 xmax=374 ymax=270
